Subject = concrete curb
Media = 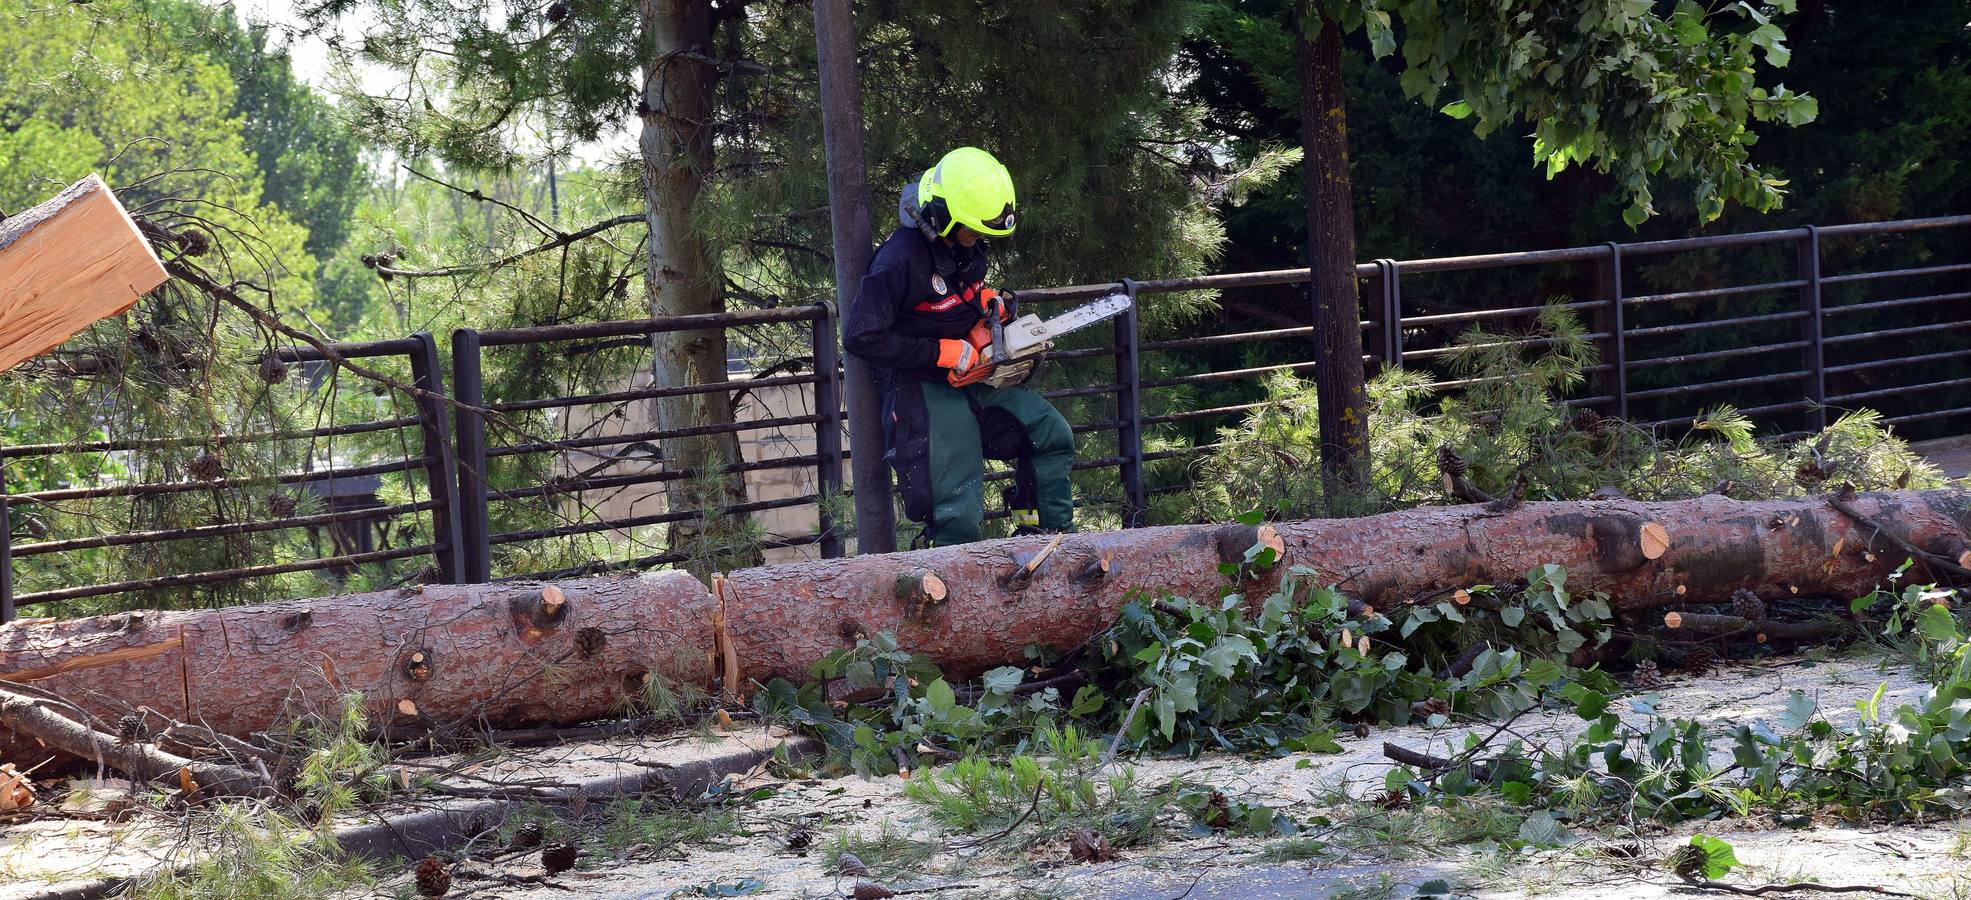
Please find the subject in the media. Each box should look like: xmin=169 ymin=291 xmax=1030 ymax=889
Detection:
xmin=5 ymin=736 xmax=815 ymax=900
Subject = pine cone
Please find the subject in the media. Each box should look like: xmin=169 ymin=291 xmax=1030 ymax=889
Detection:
xmin=1068 ymin=828 xmax=1114 ymax=863
xmin=1570 ymin=408 xmax=1606 ymax=434
xmin=1437 ymin=445 xmax=1469 ymax=477
xmin=1731 ymin=588 xmax=1767 ymax=622
xmin=784 ymin=826 xmax=813 ymax=851
xmin=414 ymin=857 xmax=450 ymax=897
xmin=1684 ymin=647 xmax=1716 ymax=677
xmin=257 ymin=355 xmax=290 ymax=384
xmin=540 ymin=842 xmax=578 ymax=875
xmin=1668 ymin=843 xmax=1707 ymax=879
xmin=1631 ymin=659 xmax=1662 ymax=688
xmin=188 ymin=450 xmax=225 ymax=482
xmin=851 ymin=884 xmax=897 ymax=900
xmin=509 ymin=821 xmax=545 ymax=851
xmin=835 ymin=851 xmax=869 ymax=877
xmin=545 ymin=1 xmax=568 ymax=22
xmin=266 ymin=493 xmax=298 ymax=518
xmin=574 ymin=626 xmax=606 ymax=659
xmin=116 ymin=714 xmax=146 ymax=745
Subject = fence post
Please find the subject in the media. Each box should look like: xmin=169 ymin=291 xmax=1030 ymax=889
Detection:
xmin=1112 ymin=280 xmax=1147 ymax=527
xmin=407 ymin=333 xmax=466 ymax=583
xmin=1596 ymin=242 xmax=1628 ymax=419
xmin=811 ymin=302 xmax=847 ymax=557
xmin=1 ymin=464 xmax=12 ymax=625
xmin=1376 ymin=259 xmax=1403 ymax=368
xmin=1798 ymin=226 xmax=1827 ymax=431
xmin=451 ymin=328 xmax=492 ymax=583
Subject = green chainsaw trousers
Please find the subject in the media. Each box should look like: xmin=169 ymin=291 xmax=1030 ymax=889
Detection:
xmin=886 ymin=377 xmax=1075 ymax=546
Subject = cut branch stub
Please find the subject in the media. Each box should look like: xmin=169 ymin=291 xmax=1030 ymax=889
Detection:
xmin=1002 ymin=535 xmax=1064 ymax=590
xmin=1075 ymin=552 xmax=1113 ymax=585
xmin=1639 ymin=522 xmax=1671 ymax=560
xmin=401 ymin=648 xmax=434 ymax=683
xmin=895 ymin=570 xmax=949 ymax=621
xmin=1215 ymin=523 xmax=1285 ymax=567
xmin=510 ymin=586 xmax=570 ymax=640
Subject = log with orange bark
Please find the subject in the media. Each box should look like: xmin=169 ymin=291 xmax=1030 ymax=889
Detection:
xmin=3 ymin=490 xmax=1967 ymax=765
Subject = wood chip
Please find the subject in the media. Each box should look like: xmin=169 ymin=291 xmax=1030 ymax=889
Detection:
xmin=1831 ymin=537 xmax=1846 ymax=557
xmin=1453 ymin=589 xmax=1471 ymax=606
xmin=1638 ymin=522 xmax=1671 ymax=560
xmin=397 ymin=699 xmax=419 ymax=717
xmin=0 ymin=764 xmax=34 ymax=812
xmin=715 ymin=708 xmax=735 ymax=732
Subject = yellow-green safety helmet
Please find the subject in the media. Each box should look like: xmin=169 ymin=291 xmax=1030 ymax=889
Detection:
xmin=917 ymin=147 xmax=1017 ymax=238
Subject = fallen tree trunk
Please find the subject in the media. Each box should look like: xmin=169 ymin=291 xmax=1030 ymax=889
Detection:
xmin=4 ymin=490 xmax=1967 ymax=764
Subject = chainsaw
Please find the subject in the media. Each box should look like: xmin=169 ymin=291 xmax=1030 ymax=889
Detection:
xmin=950 ymin=291 xmax=1135 ymax=389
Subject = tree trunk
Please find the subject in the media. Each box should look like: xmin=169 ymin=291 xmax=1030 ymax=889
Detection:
xmin=637 ymin=0 xmax=759 ymax=576
xmin=6 ymin=490 xmax=1967 ymax=765
xmin=1295 ymin=9 xmax=1371 ymax=506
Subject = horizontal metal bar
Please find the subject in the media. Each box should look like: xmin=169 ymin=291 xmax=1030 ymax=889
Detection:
xmin=1624 ymin=310 xmax=1808 ymax=340
xmin=1625 ymin=370 xmax=1808 ymax=402
xmin=1427 ymin=365 xmax=1615 ymax=392
xmin=1399 ymin=298 xmax=1609 ymax=328
xmin=1821 ymin=261 xmax=1971 ymax=285
xmin=488 ymin=495 xmax=817 ymax=545
xmin=1143 ymin=361 xmax=1318 ymax=391
xmin=1142 ymin=442 xmax=1226 ymax=463
xmin=1643 ymin=400 xmax=1810 ymax=428
xmin=485 ymin=414 xmax=826 ymax=458
xmin=495 ymin=533 xmax=827 ymax=582
xmin=477 ymin=304 xmax=828 ymax=346
xmin=1882 ymin=405 xmax=1971 ymax=425
xmin=1401 ymin=332 xmax=1613 ymax=362
xmin=1818 ymin=215 xmax=1971 ymax=237
xmin=1824 ymin=318 xmax=1971 ymax=346
xmin=1072 ymin=420 xmax=1122 ymax=435
xmin=1044 ymin=345 xmax=1124 ymax=362
xmin=1040 ymin=383 xmax=1124 ymax=400
xmin=1623 ymin=279 xmax=1808 ymax=307
xmin=1822 ymin=290 xmax=1971 ymax=317
xmin=489 ymin=373 xmax=822 ymax=414
xmin=1007 ymin=216 xmax=1971 ymax=304
xmin=270 ymin=338 xmax=421 ymax=363
xmin=10 ymin=457 xmax=431 ymax=504
xmin=1825 ymin=346 xmax=1971 ymax=375
xmin=1827 ymin=376 xmax=1971 ymax=405
xmin=0 ymin=416 xmax=426 ymax=459
xmin=488 ymin=454 xmax=824 ymax=503
xmin=11 ymin=500 xmax=441 ymax=557
xmin=1626 ymin=340 xmax=1813 ymax=371
xmin=1143 ymin=402 xmax=1271 ymax=426
xmin=1139 ymin=326 xmax=1316 ymax=353
xmin=15 ymin=544 xmax=438 ymax=607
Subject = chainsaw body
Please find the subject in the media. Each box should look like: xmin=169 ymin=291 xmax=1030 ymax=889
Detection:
xmin=948 ymin=292 xmax=1133 ymax=389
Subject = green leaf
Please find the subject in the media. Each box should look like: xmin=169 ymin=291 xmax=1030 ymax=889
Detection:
xmin=1501 ymin=605 xmax=1525 ymax=627
xmin=1440 ymin=99 xmax=1474 ymax=120
xmin=1134 ymin=643 xmax=1166 ymax=664
xmin=1689 ymin=834 xmax=1740 ymax=879
xmin=982 ymin=666 xmax=1025 ymax=696
xmin=1069 ymin=685 xmax=1106 ymax=717
xmin=1517 ymin=809 xmax=1567 ymax=847
xmin=1778 ymin=690 xmax=1817 ymax=731
xmin=1203 ymin=635 xmax=1259 ymax=678
xmin=1917 ymin=603 xmax=1958 ymax=642
xmin=1154 ymin=693 xmax=1176 ymax=740
xmin=1235 ymin=508 xmax=1266 ymax=526
xmin=1500 ymin=781 xmax=1533 ymax=806
xmin=1562 ymin=683 xmax=1609 ymax=720
xmin=924 ymin=678 xmax=956 ymax=715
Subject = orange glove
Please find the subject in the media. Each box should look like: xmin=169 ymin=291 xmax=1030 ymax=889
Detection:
xmin=940 ymin=325 xmax=996 ymax=387
xmin=978 ymin=287 xmax=1011 ymax=323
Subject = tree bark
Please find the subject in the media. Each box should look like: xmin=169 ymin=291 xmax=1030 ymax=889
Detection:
xmin=637 ymin=0 xmax=759 ymax=576
xmin=1295 ymin=9 xmax=1371 ymax=505
xmin=5 ymin=491 xmax=1967 ymax=764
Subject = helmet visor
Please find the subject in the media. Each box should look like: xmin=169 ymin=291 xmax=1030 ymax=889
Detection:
xmin=974 ymin=203 xmax=1017 ymax=237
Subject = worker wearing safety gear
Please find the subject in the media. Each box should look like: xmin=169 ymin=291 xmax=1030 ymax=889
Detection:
xmin=844 ymin=147 xmax=1074 ymax=546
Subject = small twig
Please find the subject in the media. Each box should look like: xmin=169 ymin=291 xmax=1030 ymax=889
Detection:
xmin=1103 ymin=688 xmax=1154 ymax=769
xmin=1678 ymin=877 xmax=1916 ymax=898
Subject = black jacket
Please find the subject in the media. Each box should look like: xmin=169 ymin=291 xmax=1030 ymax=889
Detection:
xmin=845 ymin=226 xmax=991 ymax=384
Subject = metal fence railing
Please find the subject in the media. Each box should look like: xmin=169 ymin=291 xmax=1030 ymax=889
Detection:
xmin=0 ymin=334 xmax=462 ymax=622
xmin=1 ymin=214 xmax=1964 ymax=619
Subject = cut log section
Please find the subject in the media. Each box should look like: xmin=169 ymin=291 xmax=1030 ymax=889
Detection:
xmin=3 ymin=490 xmax=1968 ymax=764
xmin=0 ymin=174 xmax=169 ymax=373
